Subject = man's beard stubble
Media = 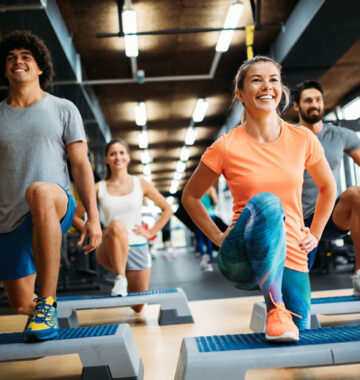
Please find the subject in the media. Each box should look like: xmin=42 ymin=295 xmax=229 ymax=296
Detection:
xmin=299 ymin=106 xmax=324 ymax=124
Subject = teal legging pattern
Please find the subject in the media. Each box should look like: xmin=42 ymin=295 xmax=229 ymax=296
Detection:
xmin=218 ymin=192 xmax=310 ymax=329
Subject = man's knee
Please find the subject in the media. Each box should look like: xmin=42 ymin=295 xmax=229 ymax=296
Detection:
xmin=9 ymin=297 xmax=35 ymax=316
xmin=25 ymin=182 xmax=54 ymax=206
xmin=340 ymin=186 xmax=360 ymax=210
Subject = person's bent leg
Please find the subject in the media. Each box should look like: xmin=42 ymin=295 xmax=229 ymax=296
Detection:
xmin=0 ymin=214 xmax=37 ymax=316
xmin=218 ymin=192 xmax=298 ymax=342
xmin=96 ymin=221 xmax=129 ymax=296
xmin=219 ymin=193 xmax=286 ymax=305
xmin=126 ymin=269 xmax=151 ymax=312
xmin=25 ymin=182 xmax=68 ymax=299
xmin=332 ymin=187 xmax=360 ymax=273
xmin=282 ymin=267 xmax=311 ymax=330
xmin=332 ymin=187 xmax=360 ymax=295
xmin=3 ymin=274 xmax=37 ymax=316
xmin=24 ymin=182 xmax=70 ymax=342
xmin=96 ymin=221 xmax=129 ymax=276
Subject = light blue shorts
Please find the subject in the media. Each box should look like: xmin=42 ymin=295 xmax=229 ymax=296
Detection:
xmin=126 ymin=243 xmax=152 ymax=271
xmin=0 ymin=186 xmax=75 ymax=281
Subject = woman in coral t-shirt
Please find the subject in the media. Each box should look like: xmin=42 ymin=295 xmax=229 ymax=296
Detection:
xmin=182 ymin=56 xmax=336 ymax=343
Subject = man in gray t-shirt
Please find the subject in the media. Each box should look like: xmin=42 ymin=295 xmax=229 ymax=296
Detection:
xmin=0 ymin=30 xmax=102 ymax=342
xmin=293 ymin=80 xmax=360 ymax=295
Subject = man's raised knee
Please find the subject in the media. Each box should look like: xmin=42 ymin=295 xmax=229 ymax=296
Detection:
xmin=25 ymin=182 xmax=54 ymax=206
xmin=10 ymin=299 xmax=34 ymax=316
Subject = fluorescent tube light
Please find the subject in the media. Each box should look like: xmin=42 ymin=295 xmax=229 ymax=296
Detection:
xmin=138 ymin=130 xmax=148 ymax=149
xmin=185 ymin=126 xmax=198 ymax=145
xmin=180 ymin=146 xmax=190 ymax=161
xmin=141 ymin=149 xmax=151 ymax=164
xmin=143 ymin=164 xmax=151 ymax=176
xmin=122 ymin=9 xmax=139 ymax=57
xmin=174 ymin=171 xmax=182 ymax=180
xmin=171 ymin=179 xmax=180 ymax=189
xmin=176 ymin=160 xmax=186 ymax=173
xmin=215 ymin=2 xmax=243 ymax=52
xmin=192 ymin=98 xmax=208 ymax=123
xmin=135 ymin=102 xmax=146 ymax=126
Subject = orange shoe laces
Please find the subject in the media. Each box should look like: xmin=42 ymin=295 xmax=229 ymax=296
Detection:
xmin=268 ymin=292 xmax=302 ymax=319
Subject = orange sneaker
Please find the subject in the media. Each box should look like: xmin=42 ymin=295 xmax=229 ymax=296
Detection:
xmin=265 ymin=293 xmax=300 ymax=343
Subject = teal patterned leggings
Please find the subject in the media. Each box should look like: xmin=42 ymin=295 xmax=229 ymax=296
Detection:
xmin=218 ymin=192 xmax=310 ymax=329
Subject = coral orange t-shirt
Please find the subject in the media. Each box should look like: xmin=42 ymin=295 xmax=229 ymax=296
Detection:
xmin=201 ymin=122 xmax=324 ymax=272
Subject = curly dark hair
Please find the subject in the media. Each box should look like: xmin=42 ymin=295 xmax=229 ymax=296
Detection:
xmin=0 ymin=30 xmax=54 ymax=89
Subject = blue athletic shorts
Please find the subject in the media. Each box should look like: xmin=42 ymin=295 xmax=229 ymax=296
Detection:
xmin=0 ymin=186 xmax=76 ymax=281
xmin=305 ymin=196 xmax=348 ymax=269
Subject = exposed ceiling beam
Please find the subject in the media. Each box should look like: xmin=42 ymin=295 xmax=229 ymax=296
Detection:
xmin=268 ymin=0 xmax=325 ymax=63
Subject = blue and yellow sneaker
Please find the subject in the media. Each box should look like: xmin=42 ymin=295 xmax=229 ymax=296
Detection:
xmin=24 ymin=296 xmax=59 ymax=342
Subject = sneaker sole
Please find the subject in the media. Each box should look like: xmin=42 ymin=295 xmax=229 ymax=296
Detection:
xmin=24 ymin=329 xmax=58 ymax=343
xmin=265 ymin=331 xmax=299 ymax=343
xmin=110 ymin=292 xmax=128 ymax=297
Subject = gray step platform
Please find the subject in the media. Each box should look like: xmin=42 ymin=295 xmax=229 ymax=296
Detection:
xmin=57 ymin=287 xmax=194 ymax=328
xmin=0 ymin=323 xmax=143 ymax=380
xmin=174 ymin=325 xmax=360 ymax=380
xmin=250 ymin=295 xmax=360 ymax=333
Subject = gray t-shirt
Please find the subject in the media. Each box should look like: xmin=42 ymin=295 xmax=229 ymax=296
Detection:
xmin=302 ymin=122 xmax=360 ymax=219
xmin=0 ymin=92 xmax=86 ymax=232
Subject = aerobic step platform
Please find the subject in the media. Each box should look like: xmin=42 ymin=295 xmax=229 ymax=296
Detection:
xmin=0 ymin=324 xmax=143 ymax=380
xmin=57 ymin=287 xmax=194 ymax=328
xmin=250 ymin=295 xmax=360 ymax=333
xmin=174 ymin=325 xmax=360 ymax=380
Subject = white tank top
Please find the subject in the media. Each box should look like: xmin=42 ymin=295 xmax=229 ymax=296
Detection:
xmin=98 ymin=176 xmax=147 ymax=245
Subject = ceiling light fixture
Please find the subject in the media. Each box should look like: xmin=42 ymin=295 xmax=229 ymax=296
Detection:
xmin=169 ymin=186 xmax=177 ymax=195
xmin=143 ymin=164 xmax=151 ymax=176
xmin=176 ymin=160 xmax=186 ymax=173
xmin=215 ymin=1 xmax=243 ymax=52
xmin=173 ymin=171 xmax=182 ymax=180
xmin=185 ymin=126 xmax=198 ymax=145
xmin=134 ymin=102 xmax=147 ymax=126
xmin=138 ymin=130 xmax=148 ymax=149
xmin=141 ymin=149 xmax=151 ymax=164
xmin=192 ymin=98 xmax=208 ymax=123
xmin=122 ymin=8 xmax=139 ymax=57
xmin=180 ymin=146 xmax=190 ymax=161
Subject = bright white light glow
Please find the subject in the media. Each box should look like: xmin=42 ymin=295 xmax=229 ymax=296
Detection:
xmin=171 ymin=179 xmax=180 ymax=189
xmin=122 ymin=10 xmax=138 ymax=57
xmin=192 ymin=98 xmax=208 ymax=123
xmin=166 ymin=196 xmax=175 ymax=204
xmin=144 ymin=175 xmax=152 ymax=183
xmin=169 ymin=186 xmax=177 ymax=194
xmin=138 ymin=130 xmax=148 ymax=149
xmin=216 ymin=2 xmax=243 ymax=52
xmin=176 ymin=160 xmax=186 ymax=173
xmin=143 ymin=164 xmax=151 ymax=176
xmin=122 ymin=9 xmax=137 ymax=33
xmin=174 ymin=171 xmax=182 ymax=180
xmin=124 ymin=35 xmax=138 ymax=57
xmin=141 ymin=149 xmax=151 ymax=164
xmin=185 ymin=126 xmax=198 ymax=145
xmin=180 ymin=146 xmax=190 ymax=161
xmin=135 ymin=102 xmax=147 ymax=126
xmin=343 ymin=97 xmax=360 ymax=120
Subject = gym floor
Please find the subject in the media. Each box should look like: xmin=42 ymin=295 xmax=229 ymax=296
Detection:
xmin=0 ymin=247 xmax=358 ymax=380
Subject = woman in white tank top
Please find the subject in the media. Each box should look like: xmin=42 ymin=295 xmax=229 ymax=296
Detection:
xmin=95 ymin=138 xmax=173 ymax=311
